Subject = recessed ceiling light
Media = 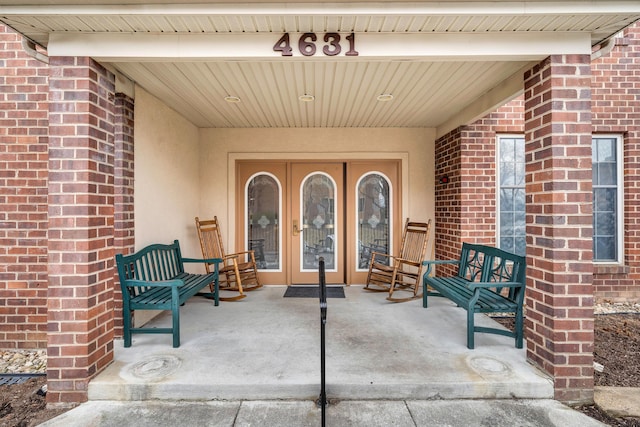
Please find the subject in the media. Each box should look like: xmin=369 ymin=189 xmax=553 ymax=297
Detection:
xmin=298 ymin=94 xmax=315 ymax=102
xmin=224 ymin=95 xmax=241 ymax=103
xmin=376 ymin=93 xmax=394 ymax=102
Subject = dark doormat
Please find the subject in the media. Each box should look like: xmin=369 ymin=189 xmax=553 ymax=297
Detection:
xmin=283 ymin=286 xmax=345 ymax=298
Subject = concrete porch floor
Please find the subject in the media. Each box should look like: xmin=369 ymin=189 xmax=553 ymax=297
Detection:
xmin=89 ymin=285 xmax=553 ymax=402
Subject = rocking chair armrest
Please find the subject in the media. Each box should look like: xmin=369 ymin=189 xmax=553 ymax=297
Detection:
xmin=182 ymin=257 xmax=223 ymax=265
xmin=370 ymin=251 xmax=392 ymax=260
xmin=229 ymin=250 xmax=255 ymax=257
xmin=392 ymin=257 xmax=422 ymax=268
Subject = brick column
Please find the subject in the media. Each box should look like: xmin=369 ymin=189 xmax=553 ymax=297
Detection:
xmin=113 ymin=93 xmax=135 ymax=337
xmin=524 ymin=55 xmax=594 ymax=404
xmin=47 ymin=57 xmax=115 ymax=404
xmin=433 ymin=127 xmax=462 ymax=271
xmin=0 ymin=26 xmax=49 ymax=349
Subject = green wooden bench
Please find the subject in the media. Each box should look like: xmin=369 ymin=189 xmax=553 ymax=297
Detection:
xmin=422 ymin=243 xmax=526 ymax=349
xmin=115 ymin=240 xmax=222 ymax=348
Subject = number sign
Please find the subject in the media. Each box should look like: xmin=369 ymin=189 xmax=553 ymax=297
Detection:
xmin=274 ymin=33 xmax=359 ymax=57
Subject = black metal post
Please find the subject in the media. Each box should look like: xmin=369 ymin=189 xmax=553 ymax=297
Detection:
xmin=318 ymin=257 xmax=327 ymax=427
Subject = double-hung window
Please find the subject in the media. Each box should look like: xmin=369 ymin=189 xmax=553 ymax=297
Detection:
xmin=497 ymin=135 xmax=623 ymax=263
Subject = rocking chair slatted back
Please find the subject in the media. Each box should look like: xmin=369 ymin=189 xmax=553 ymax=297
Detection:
xmin=365 ymin=218 xmax=432 ymax=302
xmin=195 ymin=216 xmax=262 ymax=300
xmin=195 ymin=217 xmax=226 ymax=273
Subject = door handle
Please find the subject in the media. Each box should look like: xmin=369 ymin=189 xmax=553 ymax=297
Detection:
xmin=293 ymin=219 xmax=300 ymax=236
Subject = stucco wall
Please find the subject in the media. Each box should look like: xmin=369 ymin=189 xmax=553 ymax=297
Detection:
xmin=134 ymin=90 xmax=436 ymax=274
xmin=198 ymin=127 xmax=436 ymax=253
xmin=134 ymin=87 xmax=202 ymax=259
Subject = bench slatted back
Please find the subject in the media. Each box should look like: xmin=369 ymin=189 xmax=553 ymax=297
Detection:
xmin=457 ymin=243 xmax=526 ymax=303
xmin=116 ymin=240 xmax=185 ymax=298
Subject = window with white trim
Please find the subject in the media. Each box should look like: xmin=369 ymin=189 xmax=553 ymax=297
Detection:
xmin=497 ymin=136 xmax=526 ymax=256
xmin=497 ymin=135 xmax=624 ymax=263
xmin=592 ymin=135 xmax=623 ymax=263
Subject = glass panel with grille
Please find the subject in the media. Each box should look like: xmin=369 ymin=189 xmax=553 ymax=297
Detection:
xmin=498 ymin=137 xmax=526 ymax=256
xmin=301 ymin=173 xmax=336 ymax=270
xmin=357 ymin=173 xmax=391 ymax=269
xmin=247 ymin=174 xmax=281 ymax=270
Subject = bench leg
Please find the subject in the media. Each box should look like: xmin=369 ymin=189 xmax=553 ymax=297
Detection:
xmin=466 ymin=309 xmax=475 ymax=350
xmin=171 ymin=288 xmax=181 ymax=348
xmin=515 ymin=308 xmax=524 ymax=349
xmin=123 ymin=302 xmax=133 ymax=348
xmin=423 ymin=280 xmax=428 ymax=308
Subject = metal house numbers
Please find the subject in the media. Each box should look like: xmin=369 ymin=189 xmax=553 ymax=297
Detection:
xmin=273 ymin=33 xmax=359 ymax=57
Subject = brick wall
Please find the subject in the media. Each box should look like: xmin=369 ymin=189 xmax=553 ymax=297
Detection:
xmin=113 ymin=93 xmax=135 ymax=336
xmin=433 ymin=98 xmax=524 ymax=275
xmin=47 ymin=56 xmax=116 ymax=404
xmin=591 ymin=26 xmax=640 ymax=302
xmin=0 ymin=25 xmax=49 ymax=349
xmin=433 ymin=127 xmax=462 ymax=273
xmin=443 ymin=25 xmax=640 ymax=303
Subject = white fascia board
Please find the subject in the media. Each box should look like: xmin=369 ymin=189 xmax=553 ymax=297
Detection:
xmin=436 ymin=63 xmax=533 ymax=139
xmin=48 ymin=31 xmax=591 ymax=61
xmin=2 ymin=2 xmax=640 ymax=15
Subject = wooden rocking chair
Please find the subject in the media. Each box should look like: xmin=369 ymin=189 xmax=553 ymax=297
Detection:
xmin=364 ymin=219 xmax=431 ymax=302
xmin=195 ymin=216 xmax=261 ymax=301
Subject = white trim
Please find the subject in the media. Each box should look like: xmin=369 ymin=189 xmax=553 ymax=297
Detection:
xmin=496 ymin=134 xmax=526 ymax=254
xmin=3 ymin=2 xmax=640 ymax=16
xmin=48 ymin=32 xmax=591 ymax=61
xmin=593 ymin=134 xmax=625 ymax=265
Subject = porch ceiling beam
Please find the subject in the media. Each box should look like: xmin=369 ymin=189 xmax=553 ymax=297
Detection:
xmin=1 ymin=1 xmax=640 ymax=16
xmin=48 ymin=31 xmax=591 ymax=61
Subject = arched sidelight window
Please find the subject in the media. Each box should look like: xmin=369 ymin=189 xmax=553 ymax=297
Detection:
xmin=301 ymin=173 xmax=337 ymax=271
xmin=356 ymin=173 xmax=391 ymax=270
xmin=246 ymin=173 xmax=281 ymax=270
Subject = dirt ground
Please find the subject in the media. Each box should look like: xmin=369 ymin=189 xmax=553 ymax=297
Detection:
xmin=0 ymin=313 xmax=639 ymax=427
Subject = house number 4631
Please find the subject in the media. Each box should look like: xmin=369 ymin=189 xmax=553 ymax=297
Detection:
xmin=273 ymin=33 xmax=359 ymax=57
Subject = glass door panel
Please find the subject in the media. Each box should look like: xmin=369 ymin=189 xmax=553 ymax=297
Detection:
xmin=246 ymin=173 xmax=281 ymax=270
xmin=236 ymin=161 xmax=287 ymax=285
xmin=301 ymin=173 xmax=337 ymax=271
xmin=347 ymin=161 xmax=400 ymax=284
xmin=291 ymin=163 xmax=344 ymax=284
xmin=357 ymin=173 xmax=391 ymax=270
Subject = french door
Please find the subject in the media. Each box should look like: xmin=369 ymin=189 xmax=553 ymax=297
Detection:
xmin=236 ymin=160 xmax=400 ymax=285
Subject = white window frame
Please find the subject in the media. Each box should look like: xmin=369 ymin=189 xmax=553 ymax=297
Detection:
xmin=592 ymin=134 xmax=624 ymax=265
xmin=496 ymin=134 xmax=526 ymax=256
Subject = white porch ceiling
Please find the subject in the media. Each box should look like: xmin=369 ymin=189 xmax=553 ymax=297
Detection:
xmin=1 ymin=1 xmax=639 ymax=133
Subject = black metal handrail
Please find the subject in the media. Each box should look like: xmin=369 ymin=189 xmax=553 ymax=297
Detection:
xmin=318 ymin=257 xmax=327 ymax=427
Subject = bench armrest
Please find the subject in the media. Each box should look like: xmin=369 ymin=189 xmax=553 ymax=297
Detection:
xmin=123 ymin=279 xmax=184 ymax=288
xmin=422 ymin=259 xmax=459 ymax=276
xmin=468 ymin=281 xmax=524 ymax=290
